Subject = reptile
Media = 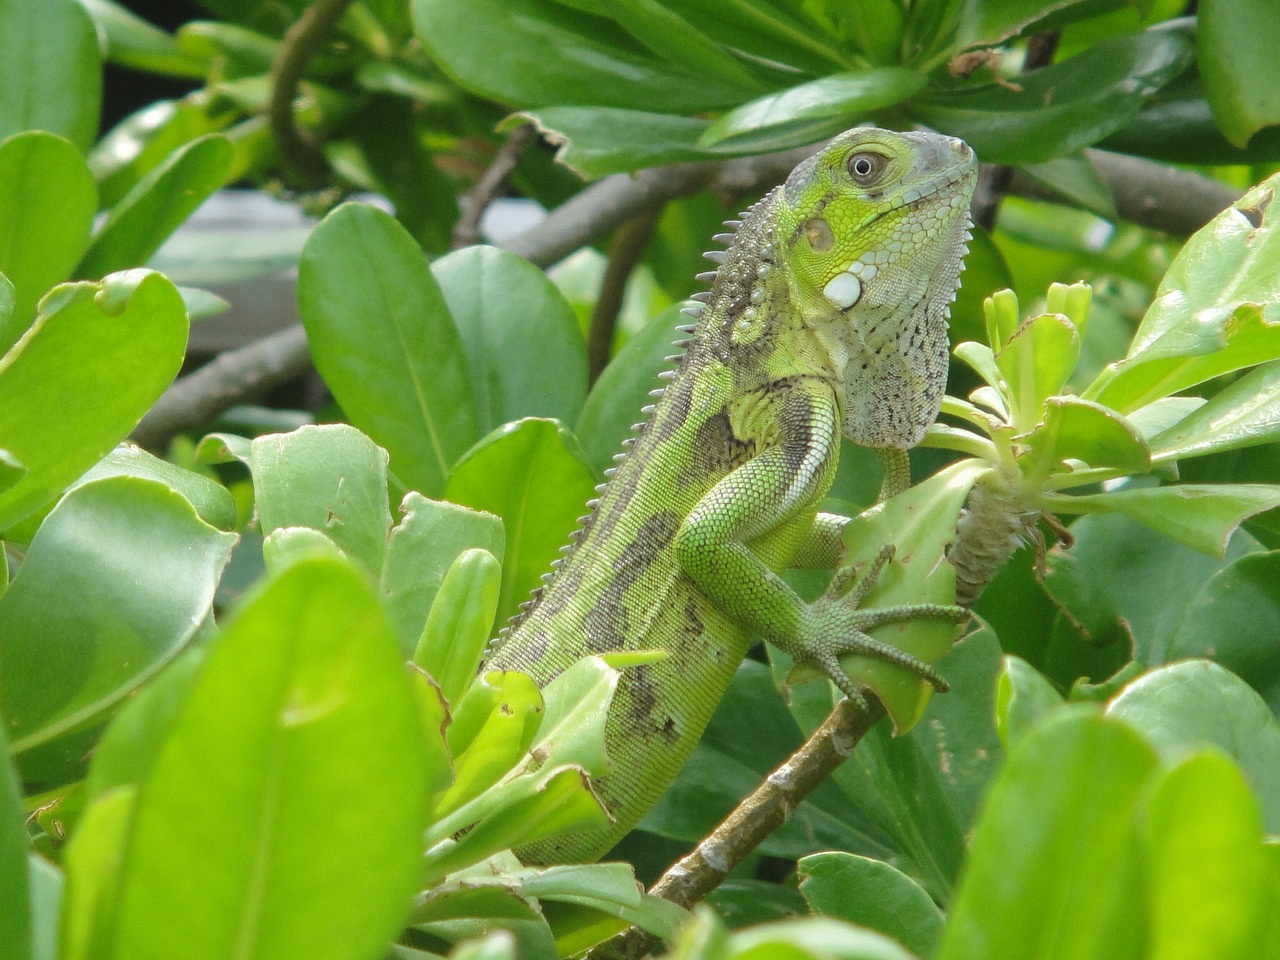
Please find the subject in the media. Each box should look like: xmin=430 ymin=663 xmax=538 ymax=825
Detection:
xmin=485 ymin=126 xmax=979 ymax=864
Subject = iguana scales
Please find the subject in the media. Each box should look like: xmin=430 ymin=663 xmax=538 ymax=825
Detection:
xmin=486 ymin=127 xmax=979 ymax=863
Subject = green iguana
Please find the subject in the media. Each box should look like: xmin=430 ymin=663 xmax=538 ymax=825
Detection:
xmin=486 ymin=127 xmax=979 ymax=863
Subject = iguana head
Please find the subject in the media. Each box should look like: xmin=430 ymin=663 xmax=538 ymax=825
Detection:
xmin=778 ymin=127 xmax=978 ymax=448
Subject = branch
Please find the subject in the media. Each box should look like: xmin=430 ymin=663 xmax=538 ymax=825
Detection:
xmin=591 ymin=697 xmax=886 ymax=960
xmin=1009 ymin=149 xmax=1242 ymax=235
xmin=452 ymin=123 xmax=535 ymax=249
xmin=587 ymin=207 xmax=661 ymax=384
xmin=131 ymin=325 xmax=313 ymax=448
xmin=268 ymin=0 xmax=353 ymax=186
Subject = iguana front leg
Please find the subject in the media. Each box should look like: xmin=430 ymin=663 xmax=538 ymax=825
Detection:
xmin=675 ymin=385 xmax=956 ymax=704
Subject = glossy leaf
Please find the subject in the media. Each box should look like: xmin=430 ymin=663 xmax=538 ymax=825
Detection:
xmin=298 ymin=202 xmax=479 ymax=497
xmin=0 ymin=0 xmax=100 ymax=151
xmin=730 ymin=917 xmax=916 ymax=960
xmin=433 ymin=246 xmax=588 ymax=432
xmin=1167 ymin=552 xmax=1280 ymax=714
xmin=382 ymin=493 xmax=505 ymax=654
xmin=78 ymin=0 xmax=208 ymax=78
xmin=1020 ymin=397 xmax=1149 ymax=475
xmin=1199 ymin=0 xmax=1280 ymax=148
xmin=0 ymin=133 xmax=96 ymax=349
xmin=72 ymin=444 xmax=236 ymax=532
xmin=0 ymin=721 xmax=29 ymax=960
xmin=413 ymin=548 xmax=501 ymax=706
xmin=599 ymin=0 xmax=763 ymax=89
xmin=997 ymin=312 xmax=1080 ymax=431
xmin=77 ymin=134 xmax=233 ymax=280
xmin=60 ymin=787 xmax=134 ymax=960
xmin=1142 ymin=751 xmax=1268 ymax=957
xmin=521 ymin=108 xmax=718 ymax=179
xmin=700 ymin=68 xmax=926 ymax=149
xmin=444 ymin=419 xmax=597 ymax=627
xmin=109 ymin=558 xmax=430 ymax=960
xmin=911 ymin=32 xmax=1193 ymax=164
xmin=1048 ymin=483 xmax=1280 ymax=557
xmin=798 ymin=852 xmax=944 ymax=957
xmin=0 ymin=272 xmax=188 ymax=531
xmin=1148 ymin=360 xmax=1280 ymax=462
xmin=251 ymin=424 xmax=393 ymax=579
xmin=995 ymin=655 xmax=1064 ymax=750
xmin=1108 ymin=659 xmax=1280 ymax=832
xmin=0 ymin=477 xmax=235 ymax=754
xmin=830 ymin=459 xmax=986 ymax=730
xmin=1088 ymin=174 xmax=1280 ymax=412
xmin=937 ymin=711 xmax=1155 ymax=960
xmin=412 ymin=0 xmax=748 ymax=113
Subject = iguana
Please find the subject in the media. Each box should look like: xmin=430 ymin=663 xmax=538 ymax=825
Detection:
xmin=485 ymin=127 xmax=979 ymax=864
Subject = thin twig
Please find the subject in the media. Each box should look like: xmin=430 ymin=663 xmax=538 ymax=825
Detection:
xmin=587 ymin=207 xmax=662 ymax=384
xmin=452 ymin=124 xmax=536 ymax=249
xmin=268 ymin=0 xmax=354 ymax=187
xmin=590 ymin=697 xmax=886 ymax=960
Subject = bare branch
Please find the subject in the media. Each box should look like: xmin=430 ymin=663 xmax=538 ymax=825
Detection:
xmin=452 ymin=123 xmax=536 ymax=249
xmin=590 ymin=697 xmax=886 ymax=960
xmin=587 ymin=207 xmax=661 ymax=384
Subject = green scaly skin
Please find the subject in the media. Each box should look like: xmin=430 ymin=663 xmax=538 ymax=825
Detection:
xmin=485 ymin=128 xmax=979 ymax=863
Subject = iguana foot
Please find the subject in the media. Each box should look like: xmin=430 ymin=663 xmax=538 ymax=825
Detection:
xmin=786 ymin=544 xmax=967 ymax=706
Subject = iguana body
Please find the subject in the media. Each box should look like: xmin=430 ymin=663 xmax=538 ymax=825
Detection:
xmin=486 ymin=128 xmax=978 ymax=863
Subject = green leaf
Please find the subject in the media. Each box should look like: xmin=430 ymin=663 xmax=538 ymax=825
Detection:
xmin=1017 ymin=153 xmax=1117 ymax=219
xmin=250 ymin=424 xmax=394 ymax=579
xmin=996 ymin=312 xmax=1080 ymax=431
xmin=1167 ymin=552 xmax=1280 ymax=716
xmin=76 ymin=134 xmax=234 ymax=280
xmin=910 ymin=31 xmax=1193 ymax=164
xmin=729 ymin=917 xmax=916 ymax=960
xmin=1048 ymin=483 xmax=1280 ymax=557
xmin=1148 ymin=360 xmax=1280 ymax=463
xmin=110 ymin=558 xmax=430 ymax=960
xmin=599 ymin=0 xmax=764 ymax=90
xmin=1020 ymin=397 xmax=1149 ymax=476
xmin=0 ymin=0 xmax=101 ymax=151
xmin=0 ymin=720 xmax=30 ymax=960
xmin=417 ymin=547 xmax=501 ymax=701
xmin=936 ymin=711 xmax=1156 ymax=960
xmin=71 ymin=444 xmax=236 ymax=532
xmin=60 ymin=787 xmax=134 ymax=960
xmin=798 ymin=852 xmax=944 ymax=957
xmin=0 ymin=272 xmax=188 ymax=531
xmin=1142 ymin=751 xmax=1268 ymax=957
xmin=521 ymin=108 xmax=718 ymax=180
xmin=382 ymin=493 xmax=505 ymax=654
xmin=411 ymin=0 xmax=749 ymax=113
xmin=414 ymin=547 xmax=502 ymax=707
xmin=422 ymin=768 xmax=611 ymax=885
xmin=0 ymin=133 xmax=96 ymax=350
xmin=1088 ymin=174 xmax=1280 ymax=412
xmin=831 ymin=459 xmax=987 ymax=731
xmin=0 ymin=477 xmax=235 ymax=755
xmin=1198 ymin=0 xmax=1280 ymax=148
xmin=995 ymin=655 xmax=1065 ymax=750
xmin=444 ymin=419 xmax=597 ymax=627
xmin=298 ymin=202 xmax=479 ymax=497
xmin=433 ymin=246 xmax=588 ymax=433
xmin=77 ymin=0 xmax=209 ymax=78
xmin=27 ymin=856 xmax=59 ymax=960
xmin=1108 ymin=659 xmax=1280 ymax=832
xmin=700 ymin=68 xmax=926 ymax=150
xmin=577 ymin=307 xmax=689 ymax=475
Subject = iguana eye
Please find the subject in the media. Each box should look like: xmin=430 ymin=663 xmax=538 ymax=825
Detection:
xmin=848 ymin=152 xmax=887 ymax=184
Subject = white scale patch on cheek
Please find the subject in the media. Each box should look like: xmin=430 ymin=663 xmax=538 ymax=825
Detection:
xmin=822 ymin=255 xmax=881 ymax=309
